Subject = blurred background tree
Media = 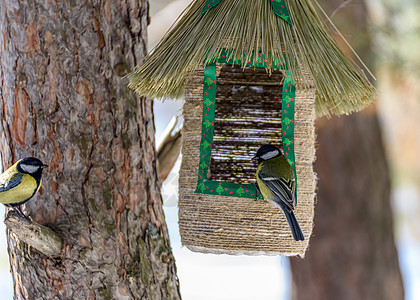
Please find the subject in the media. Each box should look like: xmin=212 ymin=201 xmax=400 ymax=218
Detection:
xmin=289 ymin=1 xmax=404 ymax=299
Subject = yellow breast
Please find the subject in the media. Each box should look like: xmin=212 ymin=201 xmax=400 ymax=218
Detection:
xmin=0 ymin=174 xmax=39 ymax=205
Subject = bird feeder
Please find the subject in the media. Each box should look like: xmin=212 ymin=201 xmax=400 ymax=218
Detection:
xmin=128 ymin=0 xmax=375 ymax=256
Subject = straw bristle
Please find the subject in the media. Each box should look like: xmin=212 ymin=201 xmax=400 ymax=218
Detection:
xmin=127 ymin=0 xmax=376 ymax=117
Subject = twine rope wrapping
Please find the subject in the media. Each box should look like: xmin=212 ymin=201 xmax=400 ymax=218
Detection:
xmin=178 ymin=65 xmax=316 ymax=256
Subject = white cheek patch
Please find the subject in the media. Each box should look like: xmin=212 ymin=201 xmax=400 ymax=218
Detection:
xmin=260 ymin=150 xmax=279 ymax=160
xmin=20 ymin=164 xmax=39 ymax=174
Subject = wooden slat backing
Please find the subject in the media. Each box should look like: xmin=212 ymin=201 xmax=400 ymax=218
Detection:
xmin=209 ymin=64 xmax=284 ymax=185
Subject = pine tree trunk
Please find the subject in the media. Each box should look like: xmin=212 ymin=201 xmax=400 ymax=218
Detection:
xmin=290 ymin=1 xmax=404 ymax=299
xmin=0 ymin=1 xmax=181 ymax=299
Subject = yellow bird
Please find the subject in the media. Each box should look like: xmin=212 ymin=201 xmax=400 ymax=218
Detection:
xmin=253 ymin=145 xmax=304 ymax=241
xmin=0 ymin=157 xmax=48 ymax=220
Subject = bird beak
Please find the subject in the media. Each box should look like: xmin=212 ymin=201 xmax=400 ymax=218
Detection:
xmin=41 ymin=164 xmax=48 ymax=169
xmin=251 ymin=156 xmax=258 ymax=161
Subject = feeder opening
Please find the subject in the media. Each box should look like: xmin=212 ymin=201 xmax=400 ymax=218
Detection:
xmin=209 ymin=64 xmax=284 ymax=185
xmin=195 ymin=50 xmax=297 ymax=199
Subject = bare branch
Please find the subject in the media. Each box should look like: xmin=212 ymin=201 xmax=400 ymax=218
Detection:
xmin=5 ymin=211 xmax=62 ymax=258
xmin=157 ymin=116 xmax=182 ymax=182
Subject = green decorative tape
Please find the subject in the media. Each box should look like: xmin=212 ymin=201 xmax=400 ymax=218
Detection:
xmin=201 ymin=0 xmax=293 ymax=25
xmin=270 ymin=0 xmax=293 ymax=25
xmin=208 ymin=49 xmax=284 ymax=68
xmin=195 ymin=49 xmax=297 ymax=200
xmin=201 ymin=0 xmax=221 ymax=15
xmin=196 ymin=63 xmax=216 ymax=182
xmin=282 ymin=71 xmax=297 ymax=199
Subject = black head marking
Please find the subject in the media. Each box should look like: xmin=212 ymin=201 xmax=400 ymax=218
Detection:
xmin=252 ymin=145 xmax=283 ymax=163
xmin=17 ymin=157 xmax=48 ymax=175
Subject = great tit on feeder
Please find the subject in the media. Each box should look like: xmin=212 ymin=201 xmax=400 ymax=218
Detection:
xmin=253 ymin=145 xmax=304 ymax=241
xmin=0 ymin=157 xmax=48 ymax=221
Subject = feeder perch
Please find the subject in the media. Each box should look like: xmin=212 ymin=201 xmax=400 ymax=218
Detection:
xmin=128 ymin=0 xmax=375 ymax=257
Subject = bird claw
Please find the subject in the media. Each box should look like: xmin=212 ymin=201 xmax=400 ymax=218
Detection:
xmin=11 ymin=207 xmax=32 ymax=224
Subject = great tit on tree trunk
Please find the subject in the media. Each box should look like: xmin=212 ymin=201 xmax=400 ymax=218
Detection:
xmin=253 ymin=145 xmax=304 ymax=241
xmin=0 ymin=157 xmax=48 ymax=221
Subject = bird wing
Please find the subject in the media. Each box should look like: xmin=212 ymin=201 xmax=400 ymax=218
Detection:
xmin=258 ymin=171 xmax=295 ymax=211
xmin=0 ymin=171 xmax=24 ymax=192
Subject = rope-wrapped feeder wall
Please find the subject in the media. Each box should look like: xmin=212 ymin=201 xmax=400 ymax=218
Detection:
xmin=178 ymin=64 xmax=316 ymax=256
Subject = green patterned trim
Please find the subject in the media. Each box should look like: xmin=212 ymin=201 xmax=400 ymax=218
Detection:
xmin=270 ymin=0 xmax=293 ymax=25
xmin=201 ymin=0 xmax=293 ymax=25
xmin=207 ymin=49 xmax=285 ymax=68
xmin=282 ymin=72 xmax=297 ymax=199
xmin=194 ymin=49 xmax=297 ymax=199
xmin=201 ymin=0 xmax=221 ymax=15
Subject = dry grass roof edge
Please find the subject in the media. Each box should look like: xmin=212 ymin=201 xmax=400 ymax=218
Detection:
xmin=127 ymin=0 xmax=376 ymax=117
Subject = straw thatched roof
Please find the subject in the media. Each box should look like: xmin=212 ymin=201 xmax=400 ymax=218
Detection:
xmin=128 ymin=0 xmax=376 ymax=117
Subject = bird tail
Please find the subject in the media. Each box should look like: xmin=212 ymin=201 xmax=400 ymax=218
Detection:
xmin=280 ymin=205 xmax=304 ymax=241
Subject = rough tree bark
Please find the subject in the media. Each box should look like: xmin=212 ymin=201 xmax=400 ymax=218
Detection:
xmin=0 ymin=1 xmax=181 ymax=299
xmin=290 ymin=1 xmax=404 ymax=299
